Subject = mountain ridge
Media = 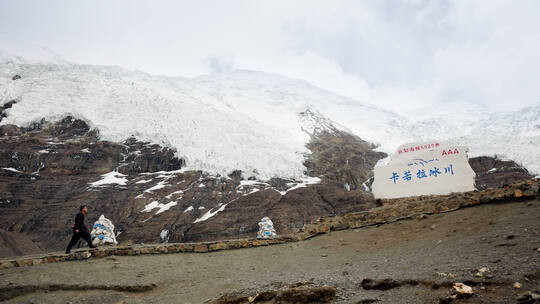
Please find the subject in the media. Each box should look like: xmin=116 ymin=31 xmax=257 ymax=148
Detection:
xmin=1 ymin=59 xmax=539 ymax=177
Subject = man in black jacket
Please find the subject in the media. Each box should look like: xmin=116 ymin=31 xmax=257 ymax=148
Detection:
xmin=65 ymin=205 xmax=96 ymax=253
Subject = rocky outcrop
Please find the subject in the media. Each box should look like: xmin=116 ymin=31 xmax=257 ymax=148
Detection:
xmin=469 ymin=156 xmax=532 ymax=190
xmin=210 ymin=282 xmax=336 ymax=304
xmin=118 ymin=137 xmax=184 ymax=174
xmin=0 ymin=100 xmax=17 ymax=123
xmin=304 ymin=129 xmax=386 ymax=191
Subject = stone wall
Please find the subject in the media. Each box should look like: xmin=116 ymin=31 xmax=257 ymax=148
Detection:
xmin=1 ymin=178 xmax=538 ymax=270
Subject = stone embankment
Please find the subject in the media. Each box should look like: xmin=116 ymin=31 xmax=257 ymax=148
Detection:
xmin=1 ymin=178 xmax=538 ymax=270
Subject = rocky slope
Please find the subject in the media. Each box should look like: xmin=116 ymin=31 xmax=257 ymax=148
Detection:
xmin=1 ymin=198 xmax=538 ymax=303
xmin=0 ymin=116 xmax=533 ymax=258
xmin=0 ymin=117 xmax=384 ymax=257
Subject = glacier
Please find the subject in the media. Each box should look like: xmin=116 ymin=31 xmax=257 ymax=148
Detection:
xmin=1 ymin=58 xmax=539 ymax=178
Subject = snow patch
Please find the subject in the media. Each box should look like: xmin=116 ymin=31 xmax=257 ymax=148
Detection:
xmin=141 ymin=201 xmax=159 ymax=212
xmin=141 ymin=200 xmax=178 ymax=214
xmin=141 ymin=169 xmax=185 ymax=176
xmin=194 ymin=203 xmax=228 ymax=223
xmin=144 ymin=181 xmax=168 ymax=193
xmin=160 ymin=229 xmax=169 ymax=242
xmin=165 ymin=190 xmax=184 ymax=199
xmin=239 ymin=180 xmax=269 ymax=187
xmin=361 ymin=178 xmax=372 ymax=192
xmin=155 ymin=201 xmax=177 ymax=214
xmin=183 ymin=206 xmax=194 ymax=213
xmin=279 ymin=176 xmax=322 ymax=195
xmin=32 ymin=163 xmax=45 ymax=175
xmin=135 ymin=179 xmax=153 ymax=184
xmin=89 ymin=171 xmax=128 ymax=187
xmin=2 ymin=167 xmax=22 ymax=173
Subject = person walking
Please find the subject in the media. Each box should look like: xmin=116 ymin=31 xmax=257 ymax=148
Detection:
xmin=65 ymin=205 xmax=96 ymax=253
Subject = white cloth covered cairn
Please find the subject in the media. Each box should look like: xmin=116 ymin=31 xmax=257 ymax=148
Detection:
xmin=257 ymin=216 xmax=277 ymax=239
xmin=90 ymin=214 xmax=118 ymax=246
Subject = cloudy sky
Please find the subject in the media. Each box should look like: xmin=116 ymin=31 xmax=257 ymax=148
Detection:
xmin=1 ymin=0 xmax=539 ymax=114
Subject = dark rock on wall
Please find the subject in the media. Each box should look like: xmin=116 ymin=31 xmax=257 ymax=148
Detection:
xmin=469 ymin=156 xmax=532 ymax=190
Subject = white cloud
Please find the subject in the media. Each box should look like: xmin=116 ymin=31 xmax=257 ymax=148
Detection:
xmin=0 ymin=0 xmax=539 ymax=114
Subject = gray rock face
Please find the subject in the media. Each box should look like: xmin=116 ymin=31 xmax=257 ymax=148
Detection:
xmin=469 ymin=156 xmax=532 ymax=190
xmin=118 ymin=137 xmax=184 ymax=174
xmin=304 ymin=129 xmax=387 ymax=191
xmin=0 ymin=100 xmax=17 ymax=123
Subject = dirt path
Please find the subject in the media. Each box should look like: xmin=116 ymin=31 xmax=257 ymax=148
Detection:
xmin=1 ymin=200 xmax=539 ymax=303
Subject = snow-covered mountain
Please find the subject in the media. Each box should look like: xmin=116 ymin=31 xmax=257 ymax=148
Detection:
xmin=1 ymin=57 xmax=539 ymax=178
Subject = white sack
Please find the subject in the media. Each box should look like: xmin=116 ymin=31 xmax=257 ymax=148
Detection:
xmin=90 ymin=214 xmax=118 ymax=246
xmin=257 ymin=217 xmax=277 ymax=239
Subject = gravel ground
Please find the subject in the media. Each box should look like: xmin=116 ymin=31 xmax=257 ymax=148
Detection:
xmin=1 ymin=200 xmax=539 ymax=304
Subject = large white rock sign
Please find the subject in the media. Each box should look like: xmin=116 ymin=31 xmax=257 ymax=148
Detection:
xmin=372 ymin=141 xmax=476 ymax=199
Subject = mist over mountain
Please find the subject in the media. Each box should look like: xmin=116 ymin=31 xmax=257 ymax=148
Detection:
xmin=0 ymin=37 xmax=63 ymax=64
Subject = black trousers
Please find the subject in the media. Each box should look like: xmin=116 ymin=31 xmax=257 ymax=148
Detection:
xmin=66 ymin=230 xmax=94 ymax=253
